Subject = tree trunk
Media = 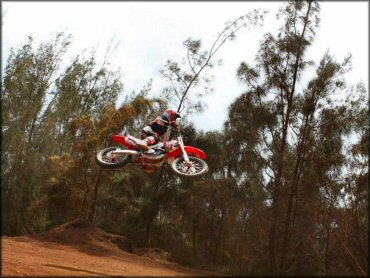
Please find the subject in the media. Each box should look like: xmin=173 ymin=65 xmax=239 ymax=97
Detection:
xmin=269 ymin=187 xmax=280 ymax=275
xmin=192 ymin=221 xmax=197 ymax=254
xmin=212 ymin=209 xmax=224 ymax=265
xmin=87 ymin=168 xmax=102 ymax=222
xmin=144 ymin=167 xmax=165 ymax=245
xmin=279 ymin=114 xmax=311 ymax=272
xmin=270 ymin=3 xmax=313 ymax=275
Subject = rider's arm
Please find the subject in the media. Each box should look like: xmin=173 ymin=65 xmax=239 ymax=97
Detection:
xmin=161 ymin=128 xmax=170 ymax=143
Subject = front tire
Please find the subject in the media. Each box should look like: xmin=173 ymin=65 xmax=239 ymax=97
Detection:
xmin=171 ymin=156 xmax=208 ymax=178
xmin=96 ymin=147 xmax=132 ymax=169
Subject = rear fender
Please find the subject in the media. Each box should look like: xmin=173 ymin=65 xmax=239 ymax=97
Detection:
xmin=113 ymin=134 xmax=138 ymax=150
xmin=167 ymin=146 xmax=207 ymax=164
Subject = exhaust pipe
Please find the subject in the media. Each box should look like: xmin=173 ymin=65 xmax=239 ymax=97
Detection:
xmin=112 ymin=150 xmax=139 ymax=156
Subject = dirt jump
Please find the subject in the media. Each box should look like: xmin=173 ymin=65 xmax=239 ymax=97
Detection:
xmin=2 ymin=219 xmax=218 ymax=277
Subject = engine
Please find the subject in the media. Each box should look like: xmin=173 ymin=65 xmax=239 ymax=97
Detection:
xmin=141 ymin=150 xmax=165 ymax=168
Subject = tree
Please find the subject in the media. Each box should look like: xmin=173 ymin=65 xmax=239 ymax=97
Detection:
xmin=224 ymin=0 xmax=368 ymax=275
xmin=1 ymin=33 xmax=126 ymax=233
xmin=2 ymin=32 xmax=72 ymax=234
xmin=160 ymin=9 xmax=267 ymax=116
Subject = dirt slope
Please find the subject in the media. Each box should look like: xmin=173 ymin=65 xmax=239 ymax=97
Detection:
xmin=2 ymin=220 xmax=217 ymax=277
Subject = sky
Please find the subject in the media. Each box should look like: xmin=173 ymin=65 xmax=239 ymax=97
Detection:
xmin=2 ymin=1 xmax=369 ymax=131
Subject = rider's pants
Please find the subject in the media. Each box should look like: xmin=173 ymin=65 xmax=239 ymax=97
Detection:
xmin=141 ymin=126 xmax=158 ymax=145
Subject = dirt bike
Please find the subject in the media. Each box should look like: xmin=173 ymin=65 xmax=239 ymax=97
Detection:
xmin=95 ymin=125 xmax=208 ymax=178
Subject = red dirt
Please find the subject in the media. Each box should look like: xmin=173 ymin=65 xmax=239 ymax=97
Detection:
xmin=2 ymin=220 xmax=218 ymax=277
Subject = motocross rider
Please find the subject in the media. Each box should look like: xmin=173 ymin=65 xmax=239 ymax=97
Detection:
xmin=136 ymin=109 xmax=181 ymax=152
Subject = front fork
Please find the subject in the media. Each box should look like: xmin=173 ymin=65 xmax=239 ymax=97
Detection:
xmin=177 ymin=136 xmax=190 ymax=164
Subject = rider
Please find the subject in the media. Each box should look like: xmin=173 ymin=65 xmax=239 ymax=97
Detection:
xmin=136 ymin=109 xmax=181 ymax=151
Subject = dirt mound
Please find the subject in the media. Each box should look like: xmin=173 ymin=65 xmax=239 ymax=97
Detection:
xmin=30 ymin=219 xmax=132 ymax=255
xmin=2 ymin=219 xmax=219 ymax=276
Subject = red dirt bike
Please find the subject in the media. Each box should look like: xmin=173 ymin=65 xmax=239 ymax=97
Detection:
xmin=95 ymin=125 xmax=208 ymax=178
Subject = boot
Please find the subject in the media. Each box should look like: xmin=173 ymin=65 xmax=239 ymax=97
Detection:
xmin=136 ymin=139 xmax=150 ymax=151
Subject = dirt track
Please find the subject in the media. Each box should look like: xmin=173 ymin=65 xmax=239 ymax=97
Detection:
xmin=2 ymin=220 xmax=217 ymax=277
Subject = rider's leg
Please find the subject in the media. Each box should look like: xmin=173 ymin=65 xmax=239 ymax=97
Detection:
xmin=137 ymin=126 xmax=158 ymax=151
xmin=137 ymin=136 xmax=156 ymax=150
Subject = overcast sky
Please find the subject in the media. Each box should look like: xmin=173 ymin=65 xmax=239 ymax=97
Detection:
xmin=2 ymin=1 xmax=369 ymax=131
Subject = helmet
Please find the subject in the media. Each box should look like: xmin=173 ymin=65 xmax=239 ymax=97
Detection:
xmin=162 ymin=109 xmax=181 ymax=124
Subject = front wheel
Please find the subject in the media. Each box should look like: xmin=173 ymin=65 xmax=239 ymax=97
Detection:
xmin=171 ymin=156 xmax=208 ymax=178
xmin=96 ymin=147 xmax=132 ymax=169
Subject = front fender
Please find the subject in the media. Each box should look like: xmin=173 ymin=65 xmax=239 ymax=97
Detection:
xmin=167 ymin=146 xmax=207 ymax=161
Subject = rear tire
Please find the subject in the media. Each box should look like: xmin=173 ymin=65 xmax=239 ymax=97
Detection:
xmin=96 ymin=147 xmax=132 ymax=169
xmin=170 ymin=156 xmax=208 ymax=178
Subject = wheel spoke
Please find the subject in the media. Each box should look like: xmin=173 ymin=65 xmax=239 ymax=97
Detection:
xmin=174 ymin=157 xmax=205 ymax=175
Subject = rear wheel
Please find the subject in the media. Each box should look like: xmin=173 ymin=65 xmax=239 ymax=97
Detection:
xmin=171 ymin=156 xmax=208 ymax=178
xmin=96 ymin=147 xmax=132 ymax=169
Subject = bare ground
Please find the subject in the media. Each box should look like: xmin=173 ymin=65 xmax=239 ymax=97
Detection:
xmin=2 ymin=220 xmax=218 ymax=277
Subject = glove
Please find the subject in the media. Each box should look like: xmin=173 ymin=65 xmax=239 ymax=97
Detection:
xmin=165 ymin=140 xmax=176 ymax=152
